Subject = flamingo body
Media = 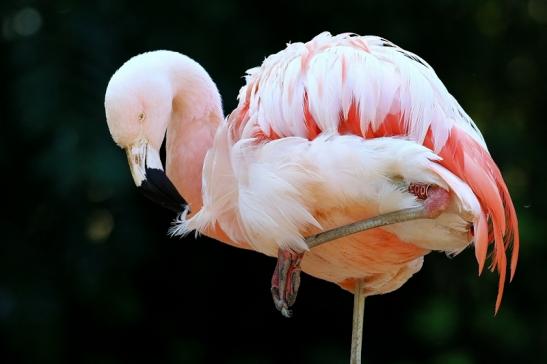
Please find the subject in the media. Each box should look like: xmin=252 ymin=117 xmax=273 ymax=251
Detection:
xmin=105 ymin=33 xmax=519 ymax=312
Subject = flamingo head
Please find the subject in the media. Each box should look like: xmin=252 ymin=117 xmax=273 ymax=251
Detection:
xmin=104 ymin=52 xmax=187 ymax=213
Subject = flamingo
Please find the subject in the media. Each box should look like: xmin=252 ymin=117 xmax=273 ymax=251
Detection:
xmin=104 ymin=32 xmax=519 ymax=362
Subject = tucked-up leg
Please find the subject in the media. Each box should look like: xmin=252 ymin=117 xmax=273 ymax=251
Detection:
xmin=270 ymin=184 xmax=450 ymax=318
xmin=271 ymin=249 xmax=303 ymax=318
xmin=305 ymin=185 xmax=450 ymax=249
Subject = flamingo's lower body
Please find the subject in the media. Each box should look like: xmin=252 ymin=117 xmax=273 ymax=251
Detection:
xmin=271 ymin=184 xmax=451 ymax=317
xmin=173 ymin=125 xmax=476 ymax=315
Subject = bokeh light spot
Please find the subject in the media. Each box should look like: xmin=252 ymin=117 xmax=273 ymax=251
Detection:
xmin=13 ymin=7 xmax=42 ymax=37
xmin=529 ymin=0 xmax=547 ymax=23
xmin=86 ymin=209 xmax=114 ymax=242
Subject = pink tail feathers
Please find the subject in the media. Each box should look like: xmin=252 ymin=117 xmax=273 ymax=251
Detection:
xmin=438 ymin=127 xmax=519 ymax=313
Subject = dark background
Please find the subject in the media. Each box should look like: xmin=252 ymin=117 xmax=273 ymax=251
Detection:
xmin=1 ymin=0 xmax=546 ymax=363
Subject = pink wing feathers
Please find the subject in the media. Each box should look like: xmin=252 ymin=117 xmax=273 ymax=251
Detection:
xmin=228 ymin=32 xmax=519 ymax=311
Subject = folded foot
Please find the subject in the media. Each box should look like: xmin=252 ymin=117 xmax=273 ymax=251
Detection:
xmin=271 ymin=249 xmax=303 ymax=318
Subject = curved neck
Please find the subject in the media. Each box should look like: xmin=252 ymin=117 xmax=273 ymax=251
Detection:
xmin=163 ymin=55 xmax=224 ymax=213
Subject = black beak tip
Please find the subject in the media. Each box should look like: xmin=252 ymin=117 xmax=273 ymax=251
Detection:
xmin=137 ymin=167 xmax=188 ymax=214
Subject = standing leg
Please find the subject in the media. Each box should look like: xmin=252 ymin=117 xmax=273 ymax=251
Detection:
xmin=351 ymin=279 xmax=366 ymax=364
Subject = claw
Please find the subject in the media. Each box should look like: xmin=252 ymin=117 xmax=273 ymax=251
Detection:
xmin=271 ymin=249 xmax=303 ymax=317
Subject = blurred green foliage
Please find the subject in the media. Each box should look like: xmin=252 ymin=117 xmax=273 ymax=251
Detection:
xmin=1 ymin=0 xmax=546 ymax=363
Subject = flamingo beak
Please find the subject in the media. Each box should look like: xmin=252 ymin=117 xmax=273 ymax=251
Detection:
xmin=125 ymin=139 xmax=187 ymax=213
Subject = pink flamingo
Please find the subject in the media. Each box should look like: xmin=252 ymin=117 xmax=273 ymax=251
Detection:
xmin=104 ymin=32 xmax=519 ymax=362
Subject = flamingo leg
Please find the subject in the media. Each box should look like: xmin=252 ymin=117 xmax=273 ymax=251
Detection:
xmin=271 ymin=249 xmax=303 ymax=318
xmin=351 ymin=280 xmax=365 ymax=364
xmin=306 ymin=186 xmax=450 ymax=249
xmin=270 ymin=186 xmax=449 ymax=317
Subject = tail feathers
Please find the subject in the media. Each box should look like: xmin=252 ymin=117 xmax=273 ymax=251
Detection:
xmin=438 ymin=127 xmax=519 ymax=313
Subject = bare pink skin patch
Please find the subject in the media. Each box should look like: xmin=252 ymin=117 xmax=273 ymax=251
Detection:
xmin=409 ymin=183 xmax=450 ymax=218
